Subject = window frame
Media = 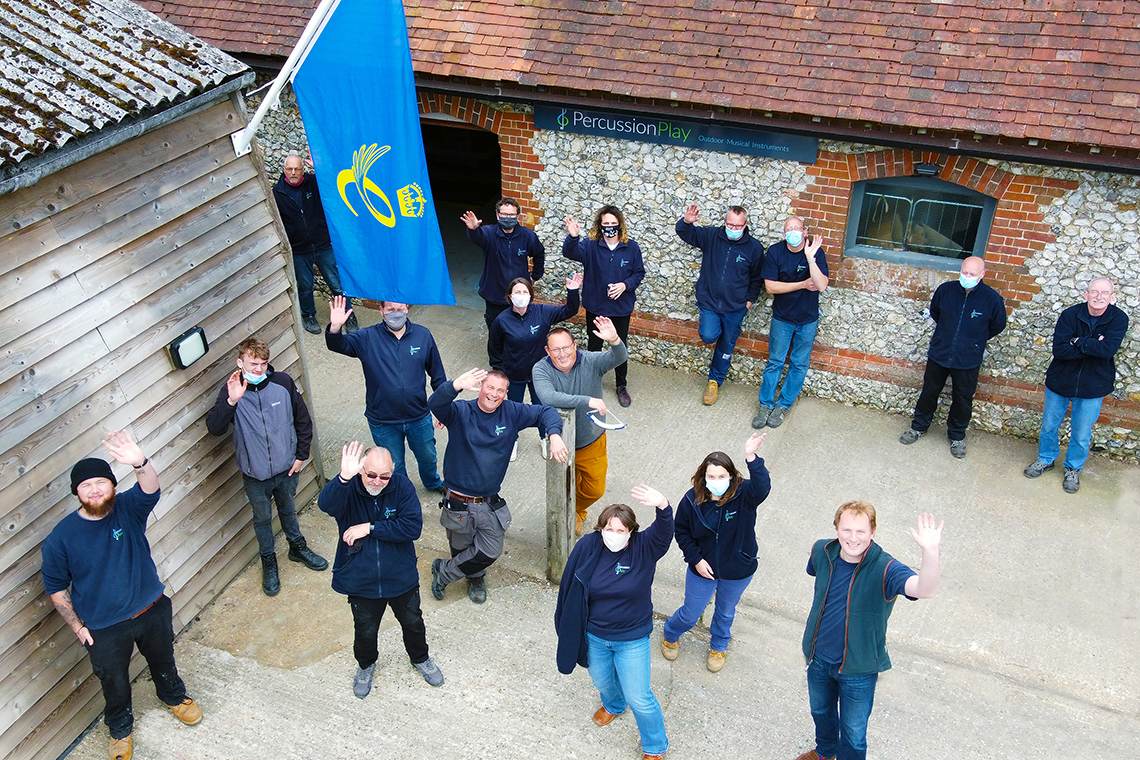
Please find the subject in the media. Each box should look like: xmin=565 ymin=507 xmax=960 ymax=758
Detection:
xmin=843 ymin=176 xmax=997 ymax=272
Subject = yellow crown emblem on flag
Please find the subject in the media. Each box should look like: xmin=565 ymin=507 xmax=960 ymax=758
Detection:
xmin=398 ymin=183 xmax=426 ymax=217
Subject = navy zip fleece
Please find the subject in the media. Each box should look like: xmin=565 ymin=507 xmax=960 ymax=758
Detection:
xmin=272 ymin=173 xmax=331 ymax=255
xmin=674 ymin=456 xmax=771 ymax=580
xmin=1045 ymin=302 xmax=1129 ymax=399
xmin=561 ymin=235 xmax=646 ymax=316
xmin=554 ymin=505 xmax=674 ymax=674
xmin=469 ymin=223 xmax=546 ymax=303
xmin=428 ymin=383 xmax=563 ymax=496
xmin=489 ymin=290 xmax=580 ymax=381
xmin=326 ymin=321 xmax=447 ymax=425
xmin=926 ymin=279 xmax=1007 ymax=369
xmin=675 ymin=219 xmax=766 ymax=314
xmin=207 ymin=367 xmax=312 ymax=481
xmin=318 ymin=472 xmax=421 ymax=599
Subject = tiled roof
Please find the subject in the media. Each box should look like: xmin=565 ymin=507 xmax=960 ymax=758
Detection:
xmin=137 ymin=0 xmax=312 ymax=58
xmin=138 ymin=0 xmax=1140 ymax=151
xmin=0 ymin=0 xmax=248 ymax=171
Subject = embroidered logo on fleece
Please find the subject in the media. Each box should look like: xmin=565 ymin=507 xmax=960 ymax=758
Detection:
xmin=410 ymin=346 xmax=422 ymax=355
xmin=615 ymin=562 xmax=631 ymax=575
xmin=725 ymin=510 xmax=737 ymax=521
xmin=495 ymin=425 xmax=507 ymax=436
xmin=530 ymin=325 xmax=540 ymax=334
xmin=112 ymin=528 xmax=124 ymax=541
xmin=970 ymin=310 xmax=982 ymax=318
xmin=384 ymin=506 xmax=396 ymax=519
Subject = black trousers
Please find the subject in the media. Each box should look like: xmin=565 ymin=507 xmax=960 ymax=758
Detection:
xmin=910 ymin=359 xmax=980 ymax=441
xmin=348 ymin=588 xmax=429 ymax=669
xmin=483 ymin=300 xmax=510 ymax=367
xmin=86 ymin=595 xmax=187 ymax=740
xmin=586 ymin=311 xmax=631 ymax=387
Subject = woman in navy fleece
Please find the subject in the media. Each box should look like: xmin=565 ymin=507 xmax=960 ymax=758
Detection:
xmin=661 ymin=432 xmax=771 ymax=673
xmin=555 ymin=485 xmax=673 ymax=760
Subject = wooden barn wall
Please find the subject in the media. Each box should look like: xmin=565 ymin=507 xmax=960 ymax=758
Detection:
xmin=0 ymin=97 xmax=319 ymax=760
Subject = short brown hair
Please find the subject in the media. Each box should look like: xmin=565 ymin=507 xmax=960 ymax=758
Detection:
xmin=504 ymin=277 xmax=535 ymax=301
xmin=496 ymin=197 xmax=520 ymax=214
xmin=484 ymin=369 xmax=509 ymax=385
xmin=594 ymin=503 xmax=639 ymax=534
xmin=833 ymin=500 xmax=877 ymax=531
xmin=236 ymin=337 xmax=270 ymax=361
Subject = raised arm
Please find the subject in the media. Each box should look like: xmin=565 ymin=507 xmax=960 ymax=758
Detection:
xmin=102 ymin=429 xmax=157 ymax=494
xmin=903 ymin=512 xmax=943 ymax=599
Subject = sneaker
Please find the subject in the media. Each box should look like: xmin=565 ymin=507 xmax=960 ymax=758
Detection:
xmin=343 ymin=313 xmax=359 ymax=334
xmin=260 ymin=553 xmax=280 ymax=596
xmin=767 ymin=406 xmax=787 ymax=428
xmin=949 ymin=439 xmax=967 ymax=459
xmin=413 ymin=657 xmax=445 ymax=687
xmin=353 ymin=663 xmax=376 ymax=698
xmin=702 ymin=379 xmax=719 ymax=405
xmin=661 ymin=638 xmax=679 ymax=661
xmin=1024 ymin=459 xmax=1055 ymax=478
xmin=288 ymin=540 xmax=329 ymax=571
xmin=707 ymin=649 xmax=726 ymax=672
xmin=301 ymin=314 xmax=321 ymax=334
xmin=540 ymin=437 xmax=548 ymax=460
xmin=467 ymin=575 xmax=487 ymax=604
xmin=510 ymin=441 xmax=518 ymax=462
xmin=1063 ymin=467 xmax=1081 ymax=493
xmin=167 ymin=697 xmax=202 ymax=725
xmin=751 ymin=405 xmax=772 ymax=429
xmin=616 ymin=386 xmax=632 ymax=407
xmin=430 ymin=558 xmax=446 ymax=600
xmin=109 ymin=734 xmax=132 ymax=760
xmin=899 ymin=428 xmax=925 ymax=445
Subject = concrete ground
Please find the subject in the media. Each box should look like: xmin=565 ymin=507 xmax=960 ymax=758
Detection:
xmin=67 ymin=300 xmax=1139 ymax=760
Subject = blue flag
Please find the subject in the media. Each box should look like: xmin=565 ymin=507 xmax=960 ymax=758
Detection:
xmin=292 ymin=0 xmax=454 ymax=305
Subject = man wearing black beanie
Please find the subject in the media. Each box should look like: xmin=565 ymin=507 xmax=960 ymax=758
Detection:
xmin=42 ymin=430 xmax=202 ymax=760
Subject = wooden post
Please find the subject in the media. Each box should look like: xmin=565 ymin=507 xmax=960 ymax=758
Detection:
xmin=546 ymin=408 xmax=575 ymax=584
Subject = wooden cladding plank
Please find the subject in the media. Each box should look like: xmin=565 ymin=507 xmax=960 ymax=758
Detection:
xmin=0 ymin=217 xmax=63 ymax=280
xmin=1 ymin=101 xmax=242 ymax=234
xmin=0 ymin=549 xmax=49 ymax=630
xmin=0 ymin=154 xmax=262 ymax=314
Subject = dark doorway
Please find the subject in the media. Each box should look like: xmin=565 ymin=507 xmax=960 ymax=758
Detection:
xmin=421 ymin=120 xmax=502 ymax=309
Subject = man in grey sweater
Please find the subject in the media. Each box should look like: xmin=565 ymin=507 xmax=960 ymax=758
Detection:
xmin=533 ymin=317 xmax=628 ymax=535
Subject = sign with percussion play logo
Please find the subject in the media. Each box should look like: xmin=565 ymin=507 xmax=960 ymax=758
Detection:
xmin=293 ymin=0 xmax=455 ymax=305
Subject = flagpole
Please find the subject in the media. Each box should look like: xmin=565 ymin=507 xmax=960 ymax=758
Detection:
xmin=230 ymin=0 xmax=342 ymax=157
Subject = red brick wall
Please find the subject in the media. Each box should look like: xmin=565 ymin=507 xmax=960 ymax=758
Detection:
xmin=417 ymin=93 xmax=546 ymax=224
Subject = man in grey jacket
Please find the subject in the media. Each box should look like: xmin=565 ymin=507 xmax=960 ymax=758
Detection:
xmin=533 ymin=317 xmax=628 ymax=536
xmin=207 ymin=337 xmax=328 ymax=596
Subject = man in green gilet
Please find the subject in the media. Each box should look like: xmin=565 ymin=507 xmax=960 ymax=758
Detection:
xmin=794 ymin=502 xmax=943 ymax=760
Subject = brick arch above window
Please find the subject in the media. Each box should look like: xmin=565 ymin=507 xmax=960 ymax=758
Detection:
xmin=794 ymin=149 xmax=1078 ymax=306
xmin=416 ymin=93 xmax=546 ymax=224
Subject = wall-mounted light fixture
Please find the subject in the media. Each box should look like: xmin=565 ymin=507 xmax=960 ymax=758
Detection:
xmin=168 ymin=326 xmax=209 ymax=370
xmin=913 ymin=161 xmax=940 ymax=177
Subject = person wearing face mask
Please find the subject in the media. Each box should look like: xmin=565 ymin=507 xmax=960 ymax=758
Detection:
xmin=562 ymin=205 xmax=646 ymax=407
xmin=489 ymin=273 xmax=582 ymax=460
xmin=318 ymin=442 xmax=444 ymax=698
xmin=898 ymin=256 xmax=1006 ymax=459
xmin=1024 ymin=277 xmax=1128 ymax=493
xmin=676 ymin=203 xmax=766 ymax=405
xmin=660 ymin=432 xmax=771 ymax=673
xmin=461 ymin=197 xmax=546 ymax=365
xmin=207 ymin=337 xmax=328 ymax=596
xmin=753 ymin=216 xmax=830 ymax=429
xmin=555 ymin=486 xmax=675 ymax=760
xmin=326 ymin=295 xmax=448 ymax=492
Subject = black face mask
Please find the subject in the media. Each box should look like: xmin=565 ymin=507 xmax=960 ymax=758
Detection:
xmin=498 ymin=216 xmax=518 ymax=230
xmin=601 ymin=225 xmax=620 ymax=238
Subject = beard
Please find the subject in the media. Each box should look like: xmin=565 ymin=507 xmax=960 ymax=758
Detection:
xmin=79 ymin=489 xmax=116 ymax=518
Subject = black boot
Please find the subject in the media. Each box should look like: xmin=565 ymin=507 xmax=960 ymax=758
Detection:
xmin=261 ymin=554 xmax=280 ymax=596
xmin=288 ymin=538 xmax=328 ymax=571
xmin=467 ymin=575 xmax=487 ymax=604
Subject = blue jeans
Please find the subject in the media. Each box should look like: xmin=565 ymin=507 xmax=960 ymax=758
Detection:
xmin=295 ymin=244 xmax=350 ymax=317
xmin=368 ymin=415 xmax=443 ymax=490
xmin=243 ymin=471 xmax=303 ymax=556
xmin=698 ymin=307 xmax=747 ymax=384
xmin=1036 ymin=388 xmax=1104 ymax=471
xmin=586 ymin=632 xmax=668 ymax=756
xmin=507 ymin=379 xmax=546 ymax=437
xmin=759 ymin=317 xmax=818 ymax=409
xmin=806 ymin=658 xmax=878 ymax=760
xmin=663 ymin=568 xmax=753 ymax=652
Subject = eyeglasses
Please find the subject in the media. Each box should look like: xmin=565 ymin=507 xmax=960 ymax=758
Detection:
xmin=725 ymin=222 xmax=746 ymax=230
xmin=364 ymin=472 xmax=392 ymax=481
xmin=498 ymin=214 xmax=518 ymax=220
xmin=549 ymin=345 xmax=576 ymax=356
xmin=1087 ymin=290 xmax=1113 ymax=297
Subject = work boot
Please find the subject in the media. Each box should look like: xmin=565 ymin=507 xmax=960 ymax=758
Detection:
xmin=261 ymin=553 xmax=280 ymax=596
xmin=343 ymin=312 xmax=360 ymax=334
xmin=353 ymin=663 xmax=376 ymax=698
xmin=575 ymin=514 xmax=585 ymax=537
xmin=949 ymin=439 xmax=967 ymax=459
xmin=702 ymin=379 xmax=719 ymax=405
xmin=301 ymin=314 xmax=321 ymax=334
xmin=661 ymin=638 xmax=679 ymax=661
xmin=1063 ymin=467 xmax=1081 ymax=493
xmin=467 ymin=575 xmax=487 ymax=604
xmin=616 ymin=386 xmax=632 ymax=407
xmin=431 ymin=558 xmax=447 ymax=600
xmin=288 ymin=539 xmax=329 ymax=571
xmin=707 ymin=649 xmax=726 ymax=672
xmin=794 ymin=752 xmax=835 ymax=760
xmin=109 ymin=734 xmax=132 ymax=760
xmin=593 ymin=706 xmax=621 ymax=726
xmin=167 ymin=697 xmax=202 ymax=726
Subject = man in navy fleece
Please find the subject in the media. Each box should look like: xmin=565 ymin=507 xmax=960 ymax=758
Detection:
xmin=428 ymin=368 xmax=568 ymax=603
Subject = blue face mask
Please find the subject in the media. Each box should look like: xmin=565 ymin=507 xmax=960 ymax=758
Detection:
xmin=498 ymin=216 xmax=518 ymax=230
xmin=786 ymin=230 xmax=804 ymax=248
xmin=706 ymin=477 xmax=730 ymax=497
xmin=959 ymin=275 xmax=980 ymax=290
xmin=726 ymin=228 xmax=743 ymax=241
xmin=243 ymin=371 xmax=267 ymax=385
